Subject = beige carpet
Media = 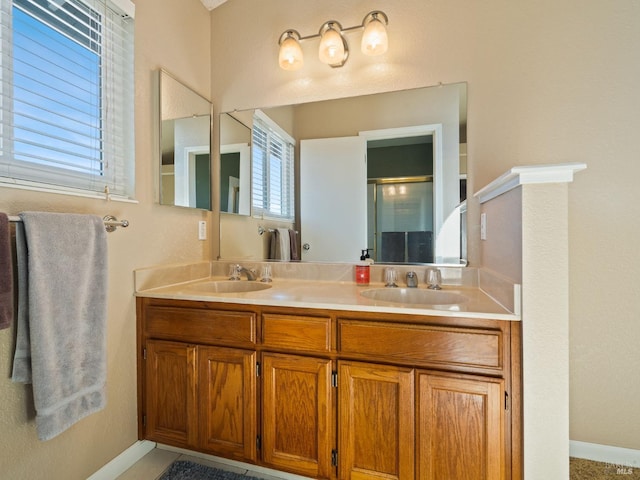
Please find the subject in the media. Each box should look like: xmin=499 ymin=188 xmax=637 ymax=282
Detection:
xmin=571 ymin=458 xmax=639 ymax=479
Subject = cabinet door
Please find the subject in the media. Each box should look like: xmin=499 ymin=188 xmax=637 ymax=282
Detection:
xmin=145 ymin=340 xmax=197 ymax=448
xmin=198 ymin=346 xmax=257 ymax=462
xmin=417 ymin=372 xmax=505 ymax=480
xmin=338 ymin=361 xmax=415 ymax=480
xmin=262 ymin=353 xmax=333 ymax=479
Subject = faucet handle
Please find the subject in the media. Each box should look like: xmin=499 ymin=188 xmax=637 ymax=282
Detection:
xmin=426 ymin=268 xmax=442 ymax=290
xmin=229 ymin=264 xmax=241 ymax=281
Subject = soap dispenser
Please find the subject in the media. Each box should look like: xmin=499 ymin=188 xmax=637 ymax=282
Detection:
xmin=363 ymin=248 xmax=374 ymax=265
xmin=355 ymin=249 xmax=371 ymax=286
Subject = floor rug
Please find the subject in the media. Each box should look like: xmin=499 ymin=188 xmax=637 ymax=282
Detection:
xmin=159 ymin=460 xmax=263 ymax=480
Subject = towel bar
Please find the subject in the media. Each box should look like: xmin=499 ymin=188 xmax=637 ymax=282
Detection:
xmin=257 ymin=226 xmax=299 ymax=235
xmin=7 ymin=214 xmax=130 ymax=233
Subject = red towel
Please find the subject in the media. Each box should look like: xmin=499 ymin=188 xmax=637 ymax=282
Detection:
xmin=0 ymin=213 xmax=13 ymax=329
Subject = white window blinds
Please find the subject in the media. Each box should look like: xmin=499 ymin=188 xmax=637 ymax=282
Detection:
xmin=251 ymin=110 xmax=295 ymax=220
xmin=0 ymin=0 xmax=135 ymax=199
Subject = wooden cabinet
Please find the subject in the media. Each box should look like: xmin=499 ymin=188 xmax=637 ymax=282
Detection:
xmin=338 ymin=361 xmax=415 ymax=480
xmin=144 ymin=340 xmax=197 ymax=448
xmin=137 ymin=297 xmax=521 ymax=480
xmin=262 ymin=352 xmax=333 ymax=478
xmin=198 ymin=346 xmax=257 ymax=461
xmin=144 ymin=340 xmax=257 ymax=461
xmin=417 ymin=371 xmax=505 ymax=480
xmin=139 ymin=301 xmax=258 ymax=463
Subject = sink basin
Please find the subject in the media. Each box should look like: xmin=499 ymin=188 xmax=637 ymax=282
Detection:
xmin=183 ymin=280 xmax=272 ymax=294
xmin=360 ymin=288 xmax=468 ymax=306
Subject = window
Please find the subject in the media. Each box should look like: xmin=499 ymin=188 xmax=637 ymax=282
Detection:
xmin=0 ymin=0 xmax=135 ymax=199
xmin=251 ymin=110 xmax=295 ymax=220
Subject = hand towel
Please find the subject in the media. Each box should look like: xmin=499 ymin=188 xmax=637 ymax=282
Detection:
xmin=0 ymin=213 xmax=13 ymax=329
xmin=12 ymin=212 xmax=108 ymax=441
xmin=288 ymin=229 xmax=299 ymax=261
xmin=268 ymin=229 xmax=291 ymax=261
xmin=269 ymin=229 xmax=279 ymax=260
xmin=277 ymin=228 xmax=291 ymax=261
xmin=11 ymin=222 xmax=30 ymax=382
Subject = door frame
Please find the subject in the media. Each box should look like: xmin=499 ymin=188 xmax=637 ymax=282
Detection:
xmin=359 ymin=124 xmax=444 ymax=260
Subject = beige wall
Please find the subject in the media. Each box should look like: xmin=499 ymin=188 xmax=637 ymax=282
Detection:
xmin=211 ymin=0 xmax=640 ymax=452
xmin=0 ymin=0 xmax=213 ymax=478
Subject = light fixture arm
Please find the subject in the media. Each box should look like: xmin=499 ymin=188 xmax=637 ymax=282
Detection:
xmin=278 ymin=29 xmax=301 ymax=45
xmin=362 ymin=10 xmax=388 ymax=29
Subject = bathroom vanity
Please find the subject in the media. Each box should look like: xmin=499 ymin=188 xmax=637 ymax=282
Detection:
xmin=136 ymin=270 xmax=521 ymax=480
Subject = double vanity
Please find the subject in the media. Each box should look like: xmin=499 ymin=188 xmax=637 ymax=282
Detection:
xmin=135 ymin=262 xmax=521 ymax=480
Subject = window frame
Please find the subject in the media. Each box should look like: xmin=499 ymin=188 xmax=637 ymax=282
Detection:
xmin=251 ymin=109 xmax=295 ymax=221
xmin=0 ymin=0 xmax=136 ymax=201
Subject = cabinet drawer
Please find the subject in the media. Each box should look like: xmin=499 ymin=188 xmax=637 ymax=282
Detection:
xmin=338 ymin=320 xmax=503 ymax=372
xmin=145 ymin=306 xmax=256 ymax=346
xmin=262 ymin=313 xmax=331 ymax=352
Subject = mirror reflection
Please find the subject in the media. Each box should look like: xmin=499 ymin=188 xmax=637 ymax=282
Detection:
xmin=159 ymin=69 xmax=212 ymax=210
xmin=219 ymin=113 xmax=251 ymax=215
xmin=219 ymin=82 xmax=467 ymax=265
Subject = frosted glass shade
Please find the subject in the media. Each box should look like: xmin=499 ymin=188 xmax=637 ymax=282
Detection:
xmin=361 ymin=17 xmax=388 ymax=56
xmin=278 ymin=34 xmax=304 ymax=71
xmin=318 ymin=26 xmax=345 ymax=65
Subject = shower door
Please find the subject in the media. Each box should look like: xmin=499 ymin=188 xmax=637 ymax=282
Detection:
xmin=370 ymin=180 xmax=434 ymax=263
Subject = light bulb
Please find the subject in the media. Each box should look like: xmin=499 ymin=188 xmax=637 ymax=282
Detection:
xmin=318 ymin=24 xmax=345 ymax=66
xmin=361 ymin=15 xmax=388 ymax=56
xmin=278 ymin=32 xmax=304 ymax=71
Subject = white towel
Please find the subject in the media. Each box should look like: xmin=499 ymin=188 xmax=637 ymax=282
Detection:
xmin=277 ymin=228 xmax=291 ymax=261
xmin=12 ymin=212 xmax=108 ymax=440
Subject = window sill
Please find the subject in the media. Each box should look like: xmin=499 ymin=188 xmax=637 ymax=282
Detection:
xmin=0 ymin=178 xmax=138 ymax=204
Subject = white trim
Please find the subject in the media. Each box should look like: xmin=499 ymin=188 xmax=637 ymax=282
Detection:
xmin=570 ymin=440 xmax=640 ymax=468
xmin=220 ymin=143 xmax=251 ymax=215
xmin=358 ymin=124 xmax=449 ymax=262
xmin=254 ymin=109 xmax=296 ymax=145
xmin=200 ymin=0 xmax=228 ymax=10
xmin=0 ymin=179 xmax=139 ymax=203
xmin=474 ymin=162 xmax=587 ymax=204
xmin=87 ymin=440 xmax=156 ymax=480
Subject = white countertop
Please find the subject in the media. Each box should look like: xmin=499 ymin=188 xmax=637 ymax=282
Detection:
xmin=136 ymin=276 xmax=520 ymax=321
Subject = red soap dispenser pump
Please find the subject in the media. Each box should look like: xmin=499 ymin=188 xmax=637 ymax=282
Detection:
xmin=355 ymin=249 xmax=371 ymax=285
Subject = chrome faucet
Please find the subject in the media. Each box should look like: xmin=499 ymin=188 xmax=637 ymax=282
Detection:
xmin=237 ymin=265 xmax=257 ymax=281
xmin=406 ymin=271 xmax=418 ymax=288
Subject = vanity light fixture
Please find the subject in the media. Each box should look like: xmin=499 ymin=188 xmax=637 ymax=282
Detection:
xmin=278 ymin=10 xmax=388 ymax=71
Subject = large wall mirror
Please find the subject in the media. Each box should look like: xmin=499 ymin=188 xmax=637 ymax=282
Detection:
xmin=158 ymin=69 xmax=212 ymax=210
xmin=219 ymin=82 xmax=467 ymax=265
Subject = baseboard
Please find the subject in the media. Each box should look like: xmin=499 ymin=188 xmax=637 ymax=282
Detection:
xmin=570 ymin=440 xmax=640 ymax=468
xmin=90 ymin=439 xmax=638 ymax=479
xmin=87 ymin=440 xmax=157 ymax=480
